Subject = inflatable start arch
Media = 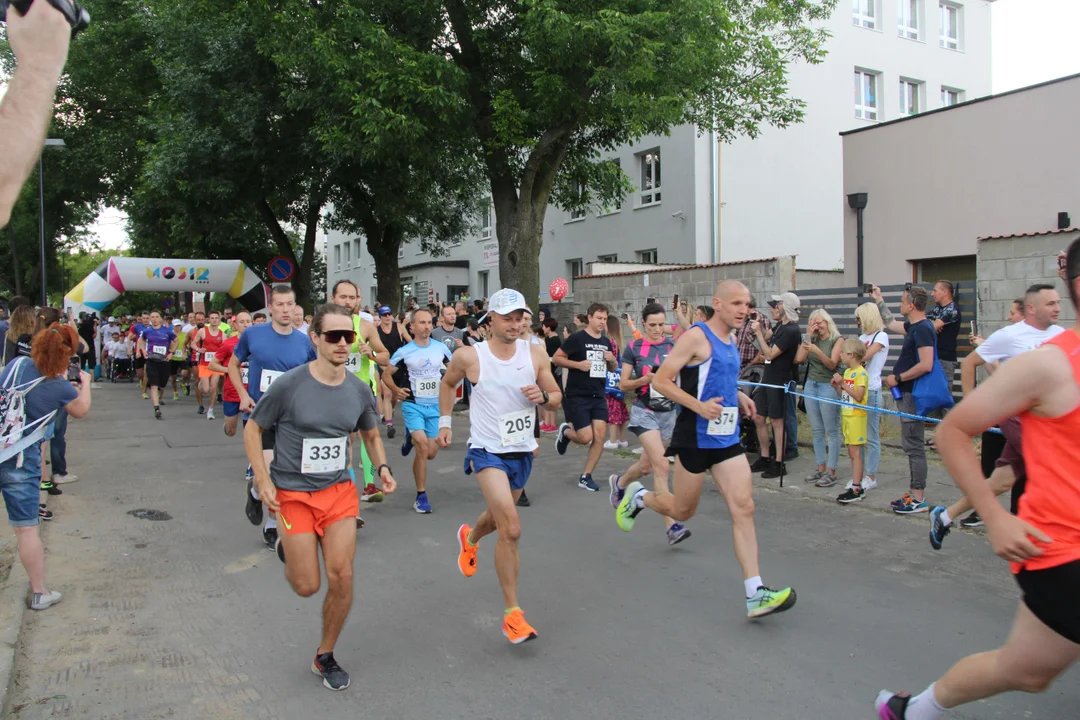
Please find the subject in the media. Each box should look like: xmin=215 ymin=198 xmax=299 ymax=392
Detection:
xmin=64 ymin=257 xmax=270 ymax=315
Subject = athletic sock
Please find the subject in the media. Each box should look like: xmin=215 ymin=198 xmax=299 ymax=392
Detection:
xmin=264 ymin=517 xmax=277 ymax=531
xmin=504 ymin=606 xmax=521 ymax=615
xmin=744 ymin=576 xmax=763 ymax=598
xmin=940 ymin=508 xmax=953 ymax=527
xmin=906 ymin=684 xmax=946 ymax=720
xmin=632 ymin=489 xmax=647 ymax=509
xmin=250 ymin=486 xmax=260 ymax=500
xmin=417 ymin=491 xmax=425 ymax=498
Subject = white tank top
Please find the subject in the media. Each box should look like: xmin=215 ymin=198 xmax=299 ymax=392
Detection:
xmin=468 ymin=340 xmax=538 ymax=454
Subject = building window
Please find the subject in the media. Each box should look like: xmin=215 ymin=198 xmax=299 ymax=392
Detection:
xmin=567 ymin=258 xmax=584 ymax=292
xmin=854 ymin=69 xmax=879 ymax=121
xmin=899 ymin=79 xmax=921 ymax=115
xmin=478 ymin=270 xmax=489 ymax=298
xmin=343 ymin=241 xmax=351 ymax=269
xmin=898 ymin=0 xmax=919 ymax=39
xmin=480 ymin=200 xmax=492 ymax=240
xmin=334 ymin=245 xmax=341 ymax=272
xmin=941 ymin=86 xmax=962 ymax=107
xmin=570 ymin=180 xmax=586 ymax=221
xmin=370 ymin=287 xmax=378 ymax=305
xmin=353 ymin=239 xmax=363 ymax=264
xmin=637 ymin=249 xmax=658 ymax=264
xmin=397 ymin=247 xmax=405 ymax=260
xmin=939 ymin=2 xmax=960 ymax=50
xmin=597 ymin=254 xmax=618 ymax=262
xmin=853 ymin=0 xmax=876 ymax=29
xmin=638 ymin=149 xmax=661 ymax=206
xmin=601 ymin=158 xmax=622 ymax=215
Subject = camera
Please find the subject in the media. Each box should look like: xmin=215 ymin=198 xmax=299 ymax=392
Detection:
xmin=0 ymin=0 xmax=90 ymax=36
xmin=862 ymin=283 xmax=873 ymax=294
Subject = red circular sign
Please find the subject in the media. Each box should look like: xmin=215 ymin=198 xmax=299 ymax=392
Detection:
xmin=268 ymin=256 xmax=295 ymax=282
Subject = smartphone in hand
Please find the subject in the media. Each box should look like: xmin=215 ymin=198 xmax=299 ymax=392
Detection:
xmin=862 ymin=283 xmax=873 ymax=294
xmin=671 ymin=294 xmax=680 ymax=310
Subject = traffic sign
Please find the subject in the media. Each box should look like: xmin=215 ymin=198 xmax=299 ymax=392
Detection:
xmin=162 ymin=297 xmax=174 ymax=308
xmin=268 ymin=256 xmax=296 ymax=282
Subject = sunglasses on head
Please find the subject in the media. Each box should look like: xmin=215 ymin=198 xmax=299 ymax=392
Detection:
xmin=320 ymin=329 xmax=357 ymax=344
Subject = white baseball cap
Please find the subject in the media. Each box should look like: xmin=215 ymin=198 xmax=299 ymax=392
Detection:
xmin=479 ymin=288 xmax=529 ymax=324
xmin=172 ymin=319 xmax=182 ymax=326
xmin=108 ymin=316 xmax=116 ymax=322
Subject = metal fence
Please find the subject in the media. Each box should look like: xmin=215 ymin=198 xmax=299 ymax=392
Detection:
xmin=794 ymin=282 xmax=976 ymax=396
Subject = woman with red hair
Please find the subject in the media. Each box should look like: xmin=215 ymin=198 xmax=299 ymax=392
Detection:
xmin=0 ymin=321 xmax=91 ymax=611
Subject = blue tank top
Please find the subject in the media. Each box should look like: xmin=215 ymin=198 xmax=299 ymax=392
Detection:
xmin=671 ymin=322 xmax=741 ymax=449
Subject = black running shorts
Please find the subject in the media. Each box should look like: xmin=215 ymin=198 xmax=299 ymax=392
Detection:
xmin=1015 ymin=559 xmax=1080 ymax=644
xmin=145 ymin=359 xmax=171 ymax=389
xmin=669 ymin=444 xmax=745 ymax=475
xmin=564 ymin=394 xmax=608 ymax=431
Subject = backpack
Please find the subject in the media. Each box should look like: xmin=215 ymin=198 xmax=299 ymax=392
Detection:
xmin=0 ymin=357 xmax=53 ymax=467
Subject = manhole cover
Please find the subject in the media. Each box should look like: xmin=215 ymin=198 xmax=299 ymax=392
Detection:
xmin=127 ymin=509 xmax=171 ymax=521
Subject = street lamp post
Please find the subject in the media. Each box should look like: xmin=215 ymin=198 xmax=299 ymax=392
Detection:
xmin=39 ymin=138 xmax=67 ymax=306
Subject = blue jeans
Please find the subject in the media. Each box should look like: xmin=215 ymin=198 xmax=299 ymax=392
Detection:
xmin=50 ymin=409 xmax=68 ymax=476
xmin=805 ymin=379 xmax=841 ymax=470
xmin=0 ymin=446 xmax=43 ymax=527
xmin=865 ymin=387 xmax=882 ymax=476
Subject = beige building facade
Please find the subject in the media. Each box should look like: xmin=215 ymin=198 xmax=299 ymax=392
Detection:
xmin=841 ymin=72 xmax=1080 ymax=287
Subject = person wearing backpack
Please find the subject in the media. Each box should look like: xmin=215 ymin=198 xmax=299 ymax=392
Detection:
xmin=0 ymin=324 xmax=91 ymax=611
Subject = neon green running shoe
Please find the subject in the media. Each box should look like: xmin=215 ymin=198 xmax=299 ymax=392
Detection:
xmin=616 ymin=481 xmax=644 ymax=532
xmin=746 ymin=585 xmax=797 ymax=618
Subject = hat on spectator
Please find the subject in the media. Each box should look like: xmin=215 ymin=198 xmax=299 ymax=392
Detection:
xmin=108 ymin=316 xmax=116 ymax=322
xmin=768 ymin=292 xmax=801 ymax=322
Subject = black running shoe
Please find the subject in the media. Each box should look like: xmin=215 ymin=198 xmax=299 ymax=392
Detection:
xmin=401 ymin=432 xmax=413 ymax=457
xmin=154 ymin=406 xmax=162 ymax=419
xmin=245 ymin=480 xmax=263 ymax=526
xmin=516 ymin=491 xmax=531 ymax=507
xmin=749 ymin=456 xmax=770 ymax=472
xmin=311 ymin=651 xmax=350 ymax=691
xmin=38 ymin=505 xmax=53 ymax=521
xmin=555 ymin=423 xmax=571 ymax=455
xmin=959 ymin=512 xmax=984 ymax=528
xmin=386 ymin=424 xmax=396 ymax=439
xmin=263 ymin=526 xmax=278 ymax=549
xmin=40 ymin=479 xmax=62 ymax=496
xmin=761 ymin=461 xmax=786 ymax=479
xmin=197 ymin=405 xmax=205 ymax=415
xmin=275 ymin=537 xmax=285 ymax=563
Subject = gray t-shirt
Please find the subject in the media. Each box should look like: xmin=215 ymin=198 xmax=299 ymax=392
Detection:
xmin=249 ymin=364 xmax=379 ymax=491
xmin=431 ymin=325 xmax=464 ymax=354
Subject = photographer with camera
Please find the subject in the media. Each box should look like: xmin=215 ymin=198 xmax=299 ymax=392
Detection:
xmin=0 ymin=0 xmax=78 ymax=227
xmin=0 ymin=322 xmax=91 ymax=611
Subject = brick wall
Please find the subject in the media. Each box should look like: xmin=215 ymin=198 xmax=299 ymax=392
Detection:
xmin=976 ymin=231 xmax=1078 ymax=335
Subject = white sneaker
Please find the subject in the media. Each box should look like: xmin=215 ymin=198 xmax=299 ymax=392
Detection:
xmin=862 ymin=476 xmax=878 ymax=491
xmin=631 ymin=447 xmax=645 ymax=455
xmin=28 ymin=590 xmax=62 ymax=611
xmin=618 ymin=440 xmax=628 ymax=448
xmin=53 ymin=473 xmax=79 ymax=484
xmin=207 ymin=408 xmax=216 ymax=420
xmin=602 ymin=441 xmax=619 ymax=450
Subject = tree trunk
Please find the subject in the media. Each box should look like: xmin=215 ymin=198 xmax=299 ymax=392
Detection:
xmin=367 ymin=226 xmax=403 ymax=314
xmin=7 ymin=225 xmax=23 ymax=298
xmin=494 ymin=183 xmax=544 ymax=311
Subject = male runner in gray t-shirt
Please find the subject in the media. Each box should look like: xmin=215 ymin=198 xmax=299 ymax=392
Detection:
xmin=245 ymin=303 xmax=397 ymax=692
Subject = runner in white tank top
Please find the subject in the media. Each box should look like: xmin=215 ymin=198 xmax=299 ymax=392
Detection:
xmin=436 ymin=288 xmax=562 ymax=645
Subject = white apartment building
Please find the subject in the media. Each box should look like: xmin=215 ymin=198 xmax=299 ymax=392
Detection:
xmin=328 ymin=0 xmax=994 ymax=307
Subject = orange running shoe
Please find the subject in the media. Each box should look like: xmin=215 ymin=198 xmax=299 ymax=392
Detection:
xmin=457 ymin=524 xmax=478 ymax=578
xmin=502 ymin=608 xmax=537 ymax=645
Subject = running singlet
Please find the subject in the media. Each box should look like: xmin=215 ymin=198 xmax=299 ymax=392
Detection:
xmin=388 ymin=340 xmax=453 ymax=406
xmin=670 ymin=322 xmax=741 ymax=450
xmin=467 ymin=340 xmax=538 ymax=454
xmin=129 ymin=323 xmax=146 ymax=354
xmin=199 ymin=327 xmax=225 ymax=367
xmin=171 ymin=330 xmax=188 ymax=360
xmin=347 ymin=315 xmax=377 ymax=391
xmin=233 ymin=324 xmax=317 ymax=404
xmin=216 ymin=335 xmax=246 ymax=403
xmin=1013 ymin=330 xmax=1080 ymax=573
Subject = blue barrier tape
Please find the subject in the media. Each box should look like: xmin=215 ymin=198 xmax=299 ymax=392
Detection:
xmin=736 ymin=380 xmax=1003 ymax=434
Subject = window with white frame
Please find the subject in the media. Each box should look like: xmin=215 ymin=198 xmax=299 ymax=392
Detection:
xmin=480 ymin=200 xmax=492 ymax=239
xmin=343 ymin=240 xmax=351 ymax=269
xmin=939 ymin=2 xmax=960 ymax=50
xmin=853 ymin=0 xmax=876 ymax=29
xmin=334 ymin=245 xmax=341 ymax=272
xmin=570 ymin=180 xmax=586 ymax=221
xmin=637 ymin=249 xmax=658 ymax=264
xmin=601 ymin=158 xmax=622 ymax=214
xmin=899 ymin=79 xmax=921 ymax=115
xmin=898 ymin=0 xmax=919 ymax=39
xmin=397 ymin=247 xmax=405 ymax=259
xmin=354 ymin=239 xmax=363 ymax=264
xmin=941 ymin=86 xmax=962 ymax=107
xmin=567 ymin=258 xmax=584 ymax=292
xmin=597 ymin=253 xmax=618 ymax=262
xmin=638 ymin=149 xmax=661 ymax=206
xmin=854 ymin=69 xmax=879 ymax=121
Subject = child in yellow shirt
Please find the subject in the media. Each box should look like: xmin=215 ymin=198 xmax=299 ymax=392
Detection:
xmin=832 ymin=338 xmax=869 ymax=503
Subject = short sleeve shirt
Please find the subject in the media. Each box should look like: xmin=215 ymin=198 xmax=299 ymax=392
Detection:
xmin=248 ymin=365 xmax=379 ymax=492
xmin=431 ymin=326 xmax=465 ymax=354
xmin=927 ymin=301 xmax=961 ymax=362
xmin=233 ymin=324 xmax=316 ymax=403
xmin=0 ymin=359 xmax=78 ymax=470
xmin=841 ymin=367 xmax=869 ymax=417
xmin=762 ymin=322 xmax=801 ymax=385
xmin=892 ymin=319 xmax=936 ymax=392
xmin=562 ymin=330 xmax=611 ymax=398
xmin=389 ymin=340 xmax=454 ymax=406
xmin=975 ymin=322 xmax=1065 ymax=365
xmin=141 ymin=327 xmax=176 ymax=361
xmin=622 ymin=337 xmax=675 ymax=411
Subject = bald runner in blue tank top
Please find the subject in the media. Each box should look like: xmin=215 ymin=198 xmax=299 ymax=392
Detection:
xmin=670 ymin=321 xmax=743 ymax=450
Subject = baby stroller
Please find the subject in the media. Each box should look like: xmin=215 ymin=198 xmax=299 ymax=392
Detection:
xmin=738 ymin=364 xmax=765 ymax=455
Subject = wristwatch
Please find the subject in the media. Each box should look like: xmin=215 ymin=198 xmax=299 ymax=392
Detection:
xmin=540 ymin=390 xmax=550 ymax=405
xmin=377 ymin=464 xmax=392 ymax=477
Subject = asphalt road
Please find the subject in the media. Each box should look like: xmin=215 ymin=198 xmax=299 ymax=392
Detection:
xmin=4 ymin=382 xmax=1077 ymax=719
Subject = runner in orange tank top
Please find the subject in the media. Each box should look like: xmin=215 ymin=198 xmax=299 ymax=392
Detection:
xmin=193 ymin=310 xmax=226 ymax=420
xmin=875 ymin=239 xmax=1080 ymax=720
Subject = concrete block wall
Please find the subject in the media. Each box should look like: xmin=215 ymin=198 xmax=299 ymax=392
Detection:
xmin=546 ymin=256 xmax=795 ymax=333
xmin=976 ymin=232 xmax=1078 ymax=336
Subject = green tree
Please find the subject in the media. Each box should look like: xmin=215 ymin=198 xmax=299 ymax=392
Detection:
xmin=286 ymin=0 xmax=835 ymax=308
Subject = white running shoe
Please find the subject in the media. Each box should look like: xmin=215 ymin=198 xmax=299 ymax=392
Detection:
xmin=618 ymin=441 xmax=628 ymax=448
xmin=207 ymin=408 xmax=216 ymax=420
xmin=862 ymin=476 xmax=878 ymax=491
xmin=52 ymin=473 xmax=79 ymax=484
xmin=602 ymin=441 xmax=619 ymax=450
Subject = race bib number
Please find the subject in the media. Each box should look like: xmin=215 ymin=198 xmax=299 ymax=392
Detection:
xmin=203 ymin=351 xmax=216 ymax=363
xmin=413 ymin=377 xmax=439 ymax=398
xmin=260 ymin=369 xmax=284 ymax=392
xmin=300 ymin=437 xmax=347 ymax=474
xmin=345 ymin=353 xmax=362 ymax=374
xmin=649 ymin=383 xmax=666 ymax=400
xmin=841 ymin=390 xmax=852 ymax=404
xmin=706 ymin=407 xmax=739 ymax=436
xmin=150 ymin=345 xmax=167 ymax=358
xmin=587 ymin=350 xmax=606 ymax=378
xmin=240 ymin=365 xmax=249 ymax=386
xmin=499 ymin=408 xmax=535 ymax=446
xmin=172 ymin=346 xmax=184 ymax=359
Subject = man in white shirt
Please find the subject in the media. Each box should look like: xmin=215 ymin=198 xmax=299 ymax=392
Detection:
xmin=930 ymin=282 xmax=1064 ymax=548
xmin=100 ymin=317 xmax=120 ymax=345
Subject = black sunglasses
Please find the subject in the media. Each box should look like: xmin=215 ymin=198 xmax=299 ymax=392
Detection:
xmin=320 ymin=329 xmax=357 ymax=344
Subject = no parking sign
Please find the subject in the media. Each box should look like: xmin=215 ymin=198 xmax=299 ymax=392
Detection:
xmin=268 ymin=256 xmax=296 ymax=283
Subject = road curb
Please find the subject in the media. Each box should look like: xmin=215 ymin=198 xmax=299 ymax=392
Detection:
xmin=0 ymin=539 xmax=29 ymax=718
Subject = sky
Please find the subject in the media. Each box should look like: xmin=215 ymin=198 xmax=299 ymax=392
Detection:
xmin=69 ymin=0 xmax=1080 ymax=251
